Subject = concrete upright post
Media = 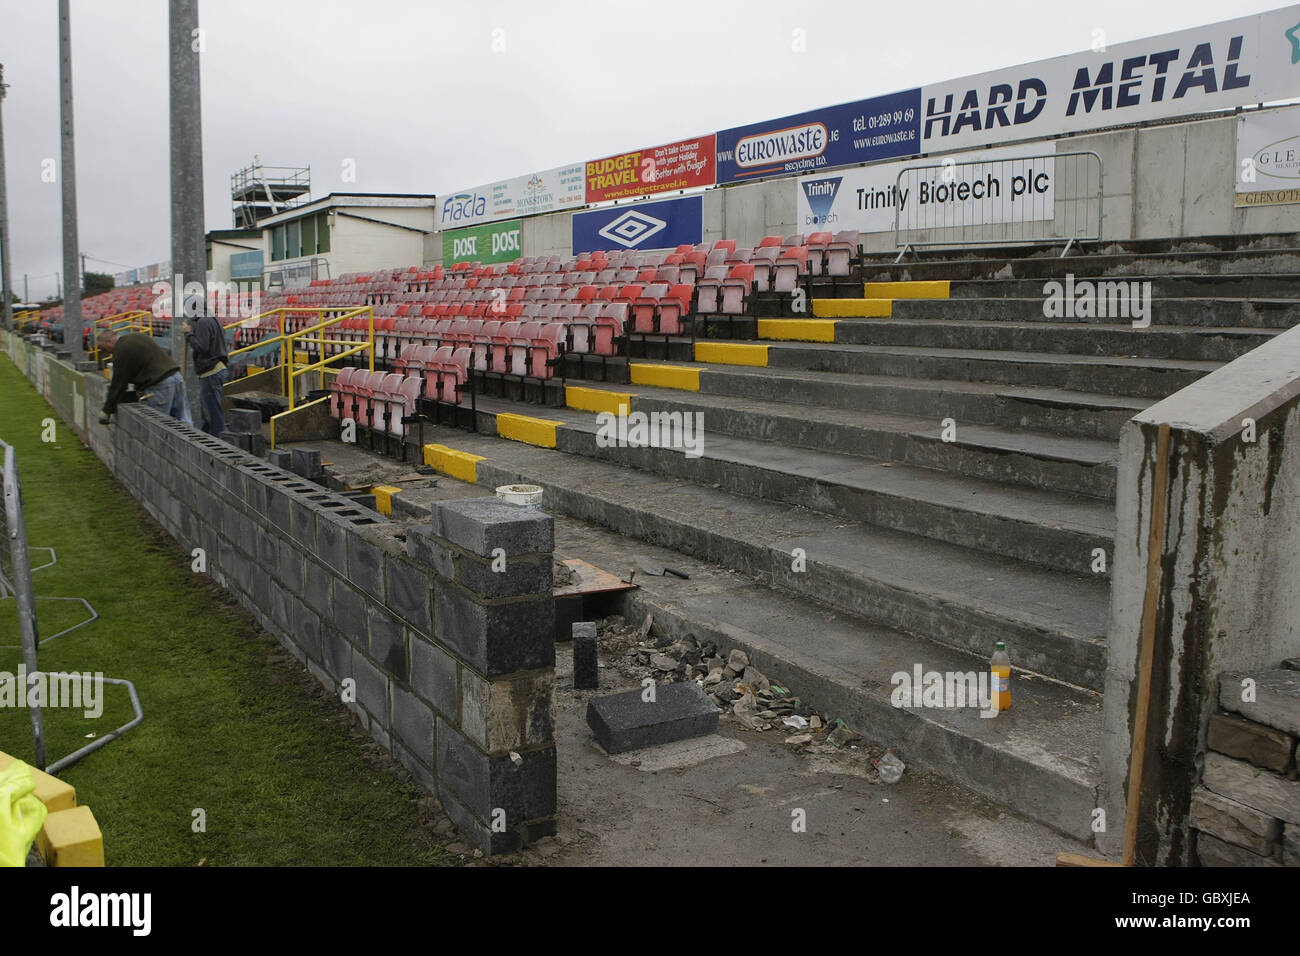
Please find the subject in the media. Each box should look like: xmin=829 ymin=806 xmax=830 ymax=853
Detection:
xmin=169 ymin=0 xmax=206 ymax=371
xmin=58 ymin=1 xmax=82 ymax=356
xmin=0 ymin=64 xmax=13 ymax=332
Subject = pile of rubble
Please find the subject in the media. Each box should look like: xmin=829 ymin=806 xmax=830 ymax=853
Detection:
xmin=598 ymin=615 xmax=902 ymax=779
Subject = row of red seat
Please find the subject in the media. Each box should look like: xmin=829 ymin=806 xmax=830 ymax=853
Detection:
xmin=328 ymin=369 xmax=425 ymax=437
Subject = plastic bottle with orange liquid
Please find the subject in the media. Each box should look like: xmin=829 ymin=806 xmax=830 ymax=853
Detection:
xmin=990 ymin=641 xmax=1011 ymax=713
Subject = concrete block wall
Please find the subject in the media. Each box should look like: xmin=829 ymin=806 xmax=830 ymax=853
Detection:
xmin=0 ymin=334 xmax=559 ymax=856
xmin=105 ymin=404 xmax=556 ymax=854
xmin=1193 ymin=668 xmax=1300 ymax=867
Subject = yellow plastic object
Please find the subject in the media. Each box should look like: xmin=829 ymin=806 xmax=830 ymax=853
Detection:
xmin=0 ymin=760 xmax=48 ymax=867
xmin=36 ymin=806 xmax=105 ymax=867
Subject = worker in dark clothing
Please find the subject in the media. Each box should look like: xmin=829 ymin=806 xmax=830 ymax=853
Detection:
xmin=97 ymin=332 xmax=193 ymax=426
xmin=183 ymin=315 xmax=230 ymax=435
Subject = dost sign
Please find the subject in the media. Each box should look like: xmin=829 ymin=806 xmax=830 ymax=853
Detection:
xmin=442 ymin=219 xmax=523 ymax=264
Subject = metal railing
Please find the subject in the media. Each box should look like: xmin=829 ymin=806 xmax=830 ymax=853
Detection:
xmin=228 ymin=305 xmax=374 ymax=416
xmin=894 ymin=150 xmax=1102 ymax=260
xmin=87 ymin=309 xmax=156 ymax=365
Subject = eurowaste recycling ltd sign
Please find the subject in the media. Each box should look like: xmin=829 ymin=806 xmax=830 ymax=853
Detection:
xmin=442 ymin=219 xmax=522 ymax=264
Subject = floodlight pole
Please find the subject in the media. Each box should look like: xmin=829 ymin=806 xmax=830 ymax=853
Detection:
xmin=0 ymin=64 xmax=13 ymax=332
xmin=169 ymin=0 xmax=206 ymax=365
xmin=58 ymin=0 xmax=82 ymax=357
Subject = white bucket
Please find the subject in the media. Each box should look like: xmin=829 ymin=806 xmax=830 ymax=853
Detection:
xmin=496 ymin=483 xmax=543 ymax=507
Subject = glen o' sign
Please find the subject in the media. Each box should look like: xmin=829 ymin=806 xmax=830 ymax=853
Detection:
xmin=1235 ymin=105 xmax=1300 ymax=206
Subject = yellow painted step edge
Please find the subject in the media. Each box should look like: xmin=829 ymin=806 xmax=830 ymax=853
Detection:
xmin=423 ymin=443 xmax=484 ymax=484
xmin=693 ymin=342 xmax=768 ymax=367
xmin=566 ymin=385 xmax=633 ymax=415
xmin=862 ymin=280 xmax=950 ymax=299
xmin=0 ymin=751 xmax=76 ymax=812
xmin=36 ymin=805 xmax=104 ymax=867
xmin=757 ymin=319 xmax=837 ymax=343
xmin=369 ymin=485 xmax=402 ymax=516
xmin=496 ymin=413 xmax=560 ymax=449
xmin=812 ymin=298 xmax=892 ymax=318
xmin=629 ymin=363 xmax=701 ymax=391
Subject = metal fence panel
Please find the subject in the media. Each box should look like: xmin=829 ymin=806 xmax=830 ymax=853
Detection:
xmin=1 ymin=438 xmax=46 ymax=768
xmin=894 ymin=150 xmax=1102 ymax=257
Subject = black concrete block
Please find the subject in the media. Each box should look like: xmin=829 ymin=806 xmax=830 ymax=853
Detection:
xmin=290 ymin=447 xmax=322 ymax=478
xmin=586 ymin=682 xmax=719 ymax=754
xmin=346 ymin=531 xmax=385 ymax=601
xmin=367 ymin=605 xmax=408 ymax=682
xmin=267 ymin=448 xmax=293 ymax=471
xmin=248 ymin=434 xmax=267 ymax=458
xmin=410 ymin=636 xmax=458 ymax=718
xmin=573 ymin=622 xmax=598 ymax=690
xmin=405 ymin=526 xmax=455 ymax=581
xmin=432 ymin=582 xmax=555 ymax=678
xmin=430 ymin=498 xmax=553 ymax=559
xmin=227 ymin=408 xmax=262 ymax=433
xmin=384 ymin=553 xmax=432 ymax=633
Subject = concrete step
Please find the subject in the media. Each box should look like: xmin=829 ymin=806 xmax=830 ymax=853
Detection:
xmin=685 ymin=364 xmax=1149 ymax=441
xmin=565 ymin=380 xmax=1117 ymax=498
xmin=861 ymin=249 xmax=1300 ymax=282
xmin=750 ymin=341 xmax=1216 ymax=398
xmin=884 ymin=297 xmax=1298 ymax=334
xmin=858 ymin=233 xmax=1300 ymax=265
xmin=944 ymin=274 xmax=1300 ymax=301
xmin=389 ymin=484 xmax=1103 ymax=842
xmin=495 ymin=400 xmax=1116 ymax=573
xmin=413 ymin=423 xmax=1111 ymax=691
xmin=826 ymin=317 xmax=1275 ymax=363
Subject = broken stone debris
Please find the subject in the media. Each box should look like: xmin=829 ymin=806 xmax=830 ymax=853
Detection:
xmin=595 ymin=614 xmax=892 ymax=767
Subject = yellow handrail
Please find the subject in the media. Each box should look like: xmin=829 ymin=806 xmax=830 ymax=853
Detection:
xmin=89 ymin=310 xmax=155 ymax=365
xmin=228 ymin=305 xmax=375 ymax=408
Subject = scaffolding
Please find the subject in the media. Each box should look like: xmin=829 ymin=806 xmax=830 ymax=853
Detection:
xmin=231 ymin=159 xmax=310 ymax=229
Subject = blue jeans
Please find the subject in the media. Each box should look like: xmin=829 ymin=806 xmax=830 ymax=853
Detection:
xmin=143 ymin=371 xmax=193 ymax=426
xmin=198 ymin=367 xmax=230 ymax=435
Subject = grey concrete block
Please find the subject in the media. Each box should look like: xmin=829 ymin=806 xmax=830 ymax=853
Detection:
xmin=278 ymin=537 xmax=304 ymax=595
xmin=269 ymin=579 xmax=291 ymax=632
xmin=303 ymin=560 xmax=333 ymax=619
xmin=315 ymin=513 xmax=348 ymax=574
xmin=227 ymin=408 xmax=262 ymax=433
xmin=458 ymin=551 xmax=553 ymax=600
xmin=257 ymin=530 xmax=278 ymax=572
xmin=435 ymin=718 xmax=557 ymax=824
xmin=429 ymin=498 xmax=554 ymax=559
xmin=586 ymin=682 xmax=719 ymax=754
xmin=573 ymin=622 xmax=598 ymax=690
xmin=391 ymin=685 xmax=436 ymax=755
xmin=405 ymin=526 xmax=455 ymax=581
xmin=266 ymin=487 xmax=291 ymax=534
xmin=291 ymin=598 xmax=321 ymax=663
xmin=290 ymin=447 xmax=322 ymax=478
xmin=1208 ymin=711 xmax=1295 ymax=772
xmin=433 ymin=582 xmax=555 ymax=678
xmin=367 ymin=605 xmax=409 ymax=681
xmin=348 ymin=649 xmax=390 ymax=724
xmin=391 ymin=740 xmax=440 ymax=796
xmin=267 ymin=448 xmax=294 ymax=471
xmin=1220 ymin=669 xmax=1300 ymax=737
xmin=384 ymin=554 xmax=432 ymax=634
xmin=288 ymin=499 xmax=317 ymax=551
xmin=333 ymin=581 xmax=367 ymax=644
xmin=410 ymin=636 xmax=458 ymax=718
xmin=346 ymin=531 xmax=385 ymax=601
xmin=321 ymin=626 xmax=352 ymax=683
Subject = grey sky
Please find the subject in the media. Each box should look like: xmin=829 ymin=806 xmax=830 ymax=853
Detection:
xmin=0 ymin=0 xmax=1289 ymax=299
